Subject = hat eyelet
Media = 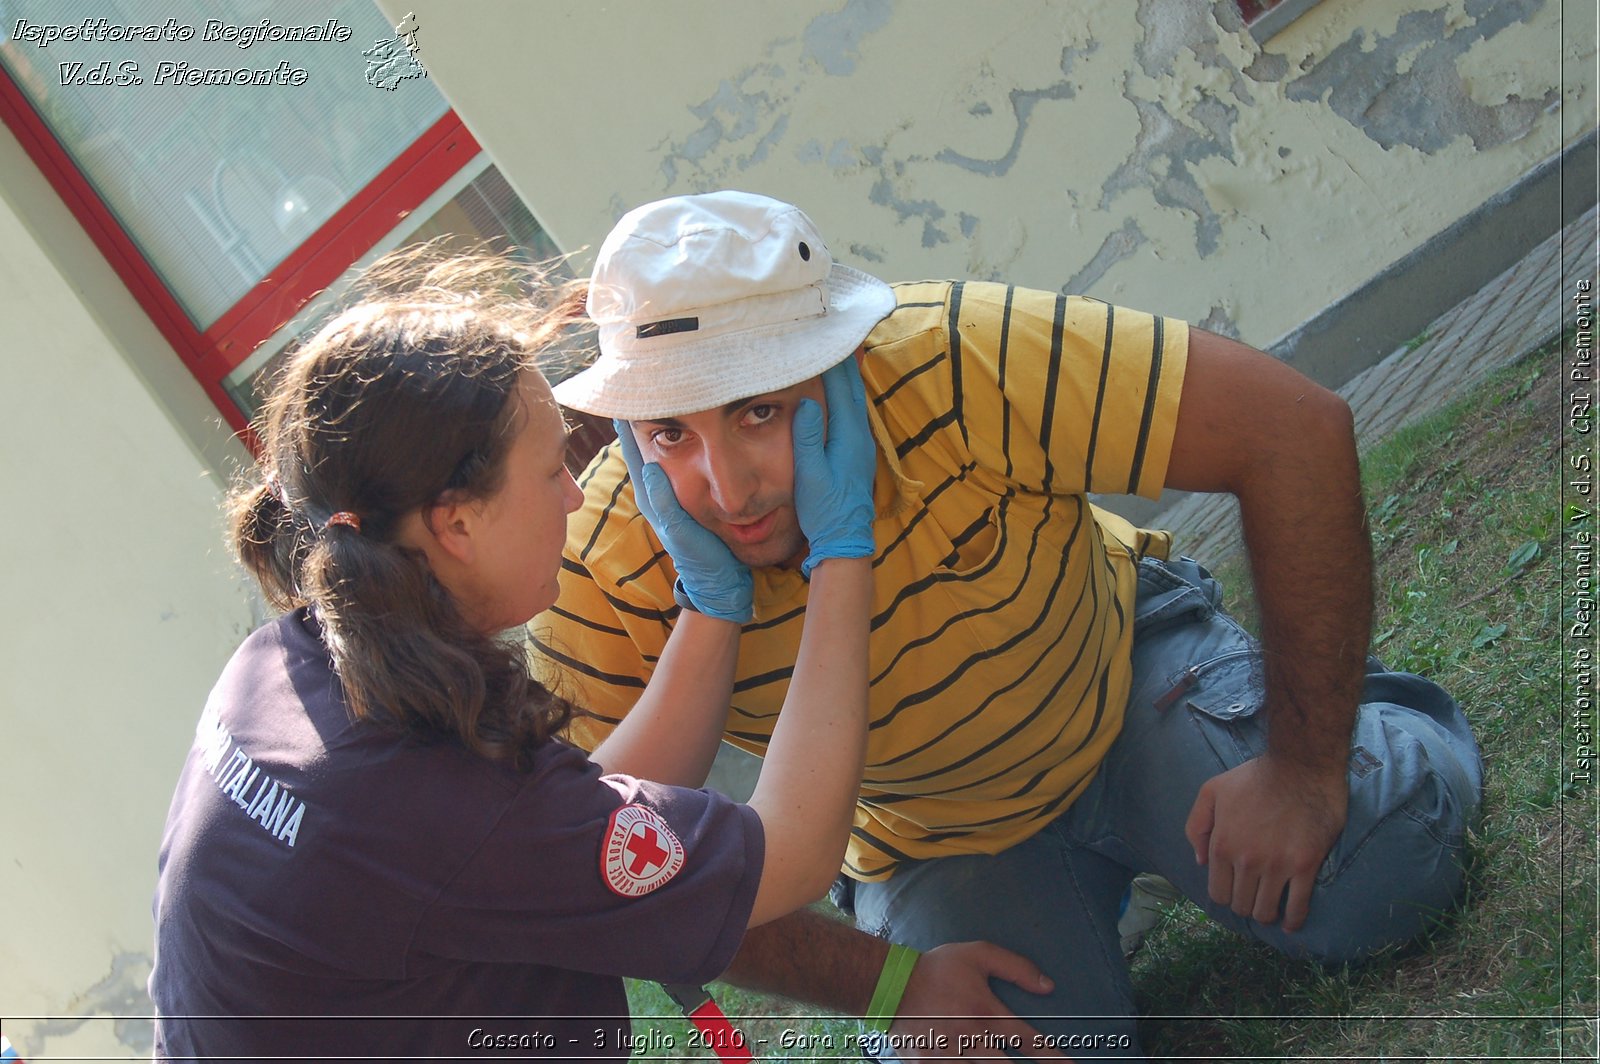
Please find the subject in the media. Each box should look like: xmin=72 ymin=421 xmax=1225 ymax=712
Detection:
xmin=797 ymin=241 xmax=811 ymax=261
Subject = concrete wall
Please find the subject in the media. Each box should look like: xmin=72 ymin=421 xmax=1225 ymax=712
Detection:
xmin=377 ymin=0 xmax=1593 ymax=355
xmin=0 ymin=123 xmax=259 ymax=1059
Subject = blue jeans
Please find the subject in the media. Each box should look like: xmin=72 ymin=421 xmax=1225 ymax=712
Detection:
xmin=835 ymin=556 xmax=1483 ymax=1060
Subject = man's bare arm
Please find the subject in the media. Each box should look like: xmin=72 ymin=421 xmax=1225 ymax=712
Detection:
xmin=1164 ymin=328 xmax=1371 ymax=931
xmin=719 ymin=909 xmax=1065 ymax=1061
xmin=720 ymin=907 xmax=886 ymax=1007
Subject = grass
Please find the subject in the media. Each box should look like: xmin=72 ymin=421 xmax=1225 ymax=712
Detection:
xmin=1134 ymin=333 xmax=1593 ymax=1062
xmin=618 ymin=336 xmax=1594 ymax=1060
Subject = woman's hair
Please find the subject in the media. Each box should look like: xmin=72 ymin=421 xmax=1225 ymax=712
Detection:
xmin=229 ymin=244 xmax=588 ymax=767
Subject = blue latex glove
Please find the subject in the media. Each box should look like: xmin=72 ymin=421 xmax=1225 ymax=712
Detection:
xmin=614 ymin=420 xmax=754 ymax=623
xmin=793 ymin=357 xmax=878 ymax=578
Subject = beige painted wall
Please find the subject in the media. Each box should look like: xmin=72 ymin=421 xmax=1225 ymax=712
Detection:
xmin=0 ymin=126 xmax=259 ymax=1058
xmin=377 ymin=0 xmax=1593 ymax=349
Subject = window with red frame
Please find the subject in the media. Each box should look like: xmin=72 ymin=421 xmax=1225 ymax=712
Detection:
xmin=1236 ymin=0 xmax=1283 ymax=22
xmin=1234 ymin=0 xmax=1324 ymax=42
xmin=0 ymin=0 xmax=561 ymax=433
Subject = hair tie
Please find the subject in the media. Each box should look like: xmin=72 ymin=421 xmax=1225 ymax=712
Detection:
xmin=326 ymin=512 xmax=362 ymax=533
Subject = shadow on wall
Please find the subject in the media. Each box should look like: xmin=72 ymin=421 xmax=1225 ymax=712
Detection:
xmin=18 ymin=950 xmax=154 ymax=1057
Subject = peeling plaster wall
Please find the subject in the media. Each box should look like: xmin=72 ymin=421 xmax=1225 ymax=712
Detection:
xmin=378 ymin=0 xmax=1590 ymax=349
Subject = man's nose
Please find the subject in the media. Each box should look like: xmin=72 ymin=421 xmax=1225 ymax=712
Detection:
xmin=701 ymin=443 xmax=755 ymax=516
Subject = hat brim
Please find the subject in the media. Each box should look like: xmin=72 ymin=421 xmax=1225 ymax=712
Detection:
xmin=553 ymin=264 xmax=894 ymax=420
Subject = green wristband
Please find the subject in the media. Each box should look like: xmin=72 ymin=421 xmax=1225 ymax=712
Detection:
xmin=865 ymin=943 xmax=920 ymax=1033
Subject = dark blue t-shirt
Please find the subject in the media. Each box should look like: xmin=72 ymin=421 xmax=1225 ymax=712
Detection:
xmin=150 ymin=609 xmax=763 ymax=1061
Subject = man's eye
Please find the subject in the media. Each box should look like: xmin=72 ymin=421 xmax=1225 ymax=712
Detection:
xmin=744 ymin=404 xmax=778 ymax=426
xmin=650 ymin=428 xmax=684 ymax=447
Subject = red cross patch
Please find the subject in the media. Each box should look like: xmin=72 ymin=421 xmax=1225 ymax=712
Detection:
xmin=601 ymin=804 xmax=685 ymax=897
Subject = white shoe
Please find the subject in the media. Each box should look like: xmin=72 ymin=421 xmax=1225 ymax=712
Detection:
xmin=1118 ymin=873 xmax=1182 ymax=957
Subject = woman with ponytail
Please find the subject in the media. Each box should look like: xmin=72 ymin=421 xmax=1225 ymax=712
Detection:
xmin=149 ymin=247 xmax=876 ymax=1061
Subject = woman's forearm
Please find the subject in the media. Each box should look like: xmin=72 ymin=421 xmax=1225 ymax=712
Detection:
xmin=745 ymin=556 xmax=872 ymax=925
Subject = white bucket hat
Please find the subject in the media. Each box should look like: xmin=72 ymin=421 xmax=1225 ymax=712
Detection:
xmin=552 ymin=190 xmax=895 ymax=420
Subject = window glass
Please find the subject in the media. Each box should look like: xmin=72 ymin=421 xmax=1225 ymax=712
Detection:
xmin=222 ymin=158 xmax=568 ymax=421
xmin=0 ymin=0 xmax=447 ymax=327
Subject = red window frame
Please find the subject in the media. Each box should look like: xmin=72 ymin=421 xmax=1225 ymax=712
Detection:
xmin=1235 ymin=0 xmax=1323 ymax=41
xmin=1235 ymin=0 xmax=1283 ymax=22
xmin=0 ymin=66 xmax=481 ymax=437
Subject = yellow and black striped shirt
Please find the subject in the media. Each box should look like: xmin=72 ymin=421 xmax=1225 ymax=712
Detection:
xmin=535 ymin=281 xmax=1188 ymax=881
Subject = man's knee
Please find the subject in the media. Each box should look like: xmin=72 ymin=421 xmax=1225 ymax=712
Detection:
xmin=1352 ymin=679 xmax=1482 ymax=853
xmin=1281 ymin=703 xmax=1479 ymax=963
xmin=1282 ymin=854 xmax=1469 ymax=964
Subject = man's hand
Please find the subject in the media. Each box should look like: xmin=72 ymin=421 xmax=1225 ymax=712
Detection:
xmin=891 ymin=941 xmax=1067 ymax=1061
xmin=1185 ymin=753 xmax=1348 ymax=931
xmin=721 ymin=912 xmax=1067 ymax=1060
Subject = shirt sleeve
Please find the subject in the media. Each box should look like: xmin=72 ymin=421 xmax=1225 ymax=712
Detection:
xmin=411 ymin=743 xmax=764 ymax=986
xmin=875 ymin=282 xmax=1189 ymax=500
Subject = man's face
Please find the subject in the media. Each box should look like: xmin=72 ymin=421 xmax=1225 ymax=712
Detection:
xmin=627 ymin=375 xmax=828 ymax=570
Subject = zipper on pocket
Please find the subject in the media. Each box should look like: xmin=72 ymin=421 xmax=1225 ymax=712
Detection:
xmin=1153 ymin=667 xmax=1198 ymax=712
xmin=1152 ymin=648 xmax=1256 ymax=712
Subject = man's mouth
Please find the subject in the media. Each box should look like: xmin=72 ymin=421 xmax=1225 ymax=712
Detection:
xmin=723 ymin=511 xmax=778 ymax=544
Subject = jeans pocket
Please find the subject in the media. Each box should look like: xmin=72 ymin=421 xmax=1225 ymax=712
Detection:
xmin=1167 ymin=648 xmax=1269 ymax=765
xmin=1134 ymin=556 xmax=1226 ymax=636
